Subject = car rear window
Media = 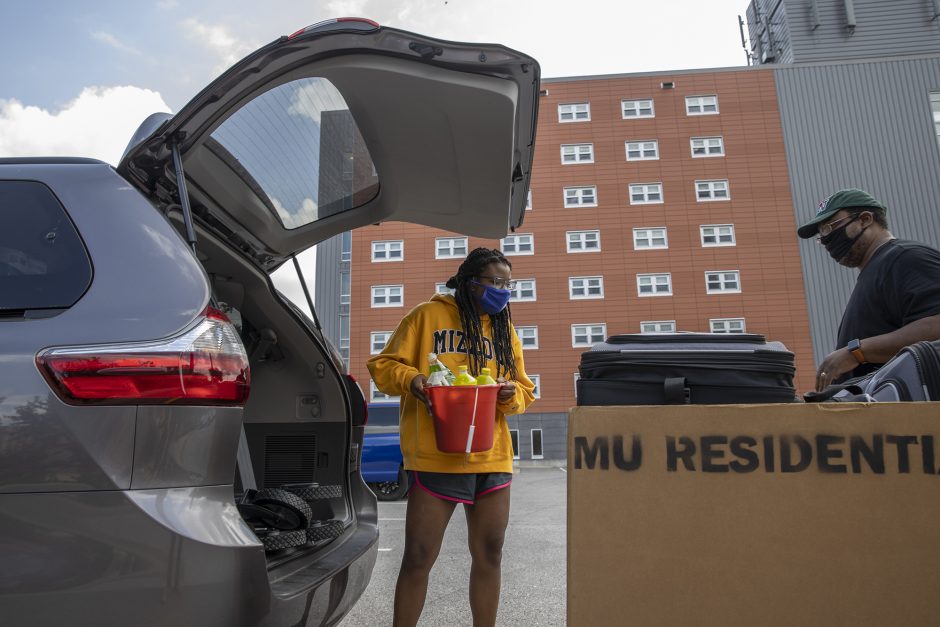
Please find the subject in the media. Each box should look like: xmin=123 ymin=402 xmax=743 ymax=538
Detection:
xmin=0 ymin=180 xmax=92 ymax=312
xmin=210 ymin=77 xmax=380 ymax=230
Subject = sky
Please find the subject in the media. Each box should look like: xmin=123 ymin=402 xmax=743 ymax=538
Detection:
xmin=0 ymin=0 xmax=755 ymax=165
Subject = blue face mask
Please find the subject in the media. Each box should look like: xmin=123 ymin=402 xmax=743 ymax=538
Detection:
xmin=472 ymin=281 xmax=511 ymax=315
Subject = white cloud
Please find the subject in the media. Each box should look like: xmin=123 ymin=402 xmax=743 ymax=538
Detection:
xmin=91 ymin=30 xmax=141 ymax=55
xmin=181 ymin=18 xmax=260 ymax=78
xmin=0 ymin=86 xmax=171 ymax=165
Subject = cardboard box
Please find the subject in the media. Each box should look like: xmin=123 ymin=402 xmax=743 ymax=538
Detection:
xmin=567 ymin=403 xmax=940 ymax=626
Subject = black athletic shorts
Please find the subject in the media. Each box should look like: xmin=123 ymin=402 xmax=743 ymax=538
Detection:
xmin=408 ymin=471 xmax=512 ymax=505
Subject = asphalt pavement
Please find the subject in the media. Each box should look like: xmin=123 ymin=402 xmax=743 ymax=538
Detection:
xmin=339 ymin=466 xmax=567 ymax=626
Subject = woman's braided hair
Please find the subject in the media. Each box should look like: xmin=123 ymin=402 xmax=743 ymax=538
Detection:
xmin=445 ymin=247 xmax=518 ymax=380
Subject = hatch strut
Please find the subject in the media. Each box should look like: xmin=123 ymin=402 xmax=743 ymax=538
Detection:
xmin=292 ymin=254 xmax=322 ymax=332
xmin=170 ymin=138 xmax=199 ymax=253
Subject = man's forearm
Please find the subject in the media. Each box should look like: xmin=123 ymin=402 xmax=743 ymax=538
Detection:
xmin=861 ymin=314 xmax=940 ymax=363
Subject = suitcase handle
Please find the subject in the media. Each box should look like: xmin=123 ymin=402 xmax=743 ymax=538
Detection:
xmin=606 ymin=333 xmax=766 ymax=345
xmin=664 ymin=377 xmax=691 ymax=404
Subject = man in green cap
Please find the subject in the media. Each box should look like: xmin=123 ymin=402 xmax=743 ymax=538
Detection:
xmin=798 ymin=188 xmax=940 ymax=391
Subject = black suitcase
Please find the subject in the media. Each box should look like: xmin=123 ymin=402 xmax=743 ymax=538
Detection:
xmin=577 ymin=333 xmax=797 ymax=405
xmin=808 ymin=340 xmax=940 ymax=402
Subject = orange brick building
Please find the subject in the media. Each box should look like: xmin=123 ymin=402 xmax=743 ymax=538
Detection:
xmin=349 ymin=65 xmax=816 ymax=461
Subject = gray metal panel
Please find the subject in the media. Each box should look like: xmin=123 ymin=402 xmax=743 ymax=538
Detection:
xmin=315 ymin=233 xmax=344 ymax=347
xmin=747 ymin=0 xmax=795 ymax=65
xmin=784 ymin=0 xmax=940 ymax=63
xmin=775 ymin=56 xmax=940 ymax=364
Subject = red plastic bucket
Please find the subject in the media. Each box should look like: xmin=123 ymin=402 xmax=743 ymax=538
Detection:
xmin=426 ymin=384 xmax=500 ymax=453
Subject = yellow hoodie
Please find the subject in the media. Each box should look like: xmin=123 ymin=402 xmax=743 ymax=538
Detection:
xmin=366 ymin=294 xmax=535 ymax=473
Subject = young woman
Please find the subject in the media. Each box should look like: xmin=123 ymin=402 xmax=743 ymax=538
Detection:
xmin=367 ymin=247 xmax=535 ymax=627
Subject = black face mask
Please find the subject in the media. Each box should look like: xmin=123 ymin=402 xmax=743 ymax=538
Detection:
xmin=819 ymin=215 xmax=866 ymax=262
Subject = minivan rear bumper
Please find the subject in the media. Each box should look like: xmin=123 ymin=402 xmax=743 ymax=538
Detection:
xmin=0 ymin=485 xmax=378 ymax=627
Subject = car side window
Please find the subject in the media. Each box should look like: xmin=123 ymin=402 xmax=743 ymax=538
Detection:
xmin=0 ymin=180 xmax=92 ymax=312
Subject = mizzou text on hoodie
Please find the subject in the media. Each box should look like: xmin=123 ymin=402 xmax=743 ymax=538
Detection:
xmin=366 ymin=294 xmax=535 ymax=473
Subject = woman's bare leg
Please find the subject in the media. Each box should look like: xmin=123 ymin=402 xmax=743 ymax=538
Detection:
xmin=464 ymin=486 xmax=511 ymax=627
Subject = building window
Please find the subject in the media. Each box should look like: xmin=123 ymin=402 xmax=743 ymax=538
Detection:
xmin=526 ymin=190 xmax=533 ymax=211
xmin=637 ymin=273 xmax=672 ymax=297
xmin=561 ymin=143 xmax=594 ymax=164
xmin=629 ymin=183 xmax=663 ymax=204
xmin=370 ymin=331 xmax=392 ymax=354
xmin=691 ymin=136 xmax=725 ymax=157
xmin=509 ymin=429 xmax=520 ymax=459
xmin=516 ymin=325 xmax=539 ymax=349
xmin=558 ymin=102 xmax=590 ymax=122
xmin=711 ymin=318 xmax=746 ymax=333
xmin=501 ymin=233 xmax=534 ymax=255
xmin=701 ymin=224 xmax=736 ymax=247
xmin=695 ymin=180 xmax=730 ymax=201
xmin=530 ymin=375 xmax=541 ymax=399
xmin=435 ymin=282 xmax=455 ymax=295
xmin=340 ymin=271 xmax=351 ymax=306
xmin=625 ymin=140 xmax=659 ymax=161
xmin=574 ymin=372 xmax=581 ymax=397
xmin=340 ymin=231 xmax=352 ymax=263
xmin=572 ymin=323 xmax=607 ymax=347
xmin=633 ymin=227 xmax=668 ymax=250
xmin=530 ymin=429 xmax=544 ymax=460
xmin=339 ymin=315 xmax=350 ymax=371
xmin=685 ymin=95 xmax=719 ymax=115
xmin=641 ymin=320 xmax=676 ymax=334
xmin=563 ymin=186 xmax=597 ymax=207
xmin=622 ymin=99 xmax=654 ymax=118
xmin=567 ymin=230 xmax=601 ymax=253
xmin=371 ymin=284 xmax=403 ymax=307
xmin=569 ymin=276 xmax=604 ymax=299
xmin=510 ymin=279 xmax=537 ymax=302
xmin=370 ymin=380 xmax=400 ymax=402
xmin=931 ymin=92 xmax=940 ymax=148
xmin=371 ymin=240 xmax=403 ymax=262
xmin=436 ymin=236 xmax=468 ymax=259
xmin=705 ymin=271 xmax=741 ymax=294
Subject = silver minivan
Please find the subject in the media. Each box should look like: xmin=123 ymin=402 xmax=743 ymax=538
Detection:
xmin=0 ymin=19 xmax=538 ymax=626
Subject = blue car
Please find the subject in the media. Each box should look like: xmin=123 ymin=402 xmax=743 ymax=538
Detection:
xmin=363 ymin=404 xmax=408 ymax=500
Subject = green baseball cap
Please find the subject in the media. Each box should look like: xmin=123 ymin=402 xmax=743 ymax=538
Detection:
xmin=797 ymin=188 xmax=887 ymax=239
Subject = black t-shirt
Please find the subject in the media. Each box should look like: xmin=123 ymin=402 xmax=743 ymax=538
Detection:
xmin=837 ymin=239 xmax=940 ymax=379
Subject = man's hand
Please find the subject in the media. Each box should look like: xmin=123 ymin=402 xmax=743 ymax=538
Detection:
xmin=496 ymin=377 xmax=516 ymax=402
xmin=410 ymin=374 xmax=433 ymax=414
xmin=815 ymin=347 xmax=859 ymax=392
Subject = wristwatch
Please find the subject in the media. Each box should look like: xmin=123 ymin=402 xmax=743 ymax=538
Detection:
xmin=847 ymin=338 xmax=867 ymax=364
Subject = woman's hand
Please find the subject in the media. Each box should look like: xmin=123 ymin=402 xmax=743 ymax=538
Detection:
xmin=410 ymin=374 xmax=433 ymax=413
xmin=496 ymin=377 xmax=516 ymax=402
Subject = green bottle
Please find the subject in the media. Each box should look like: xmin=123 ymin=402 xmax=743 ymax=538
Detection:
xmin=427 ymin=353 xmax=455 ymax=385
xmin=454 ymin=365 xmax=477 ymax=386
xmin=475 ymin=368 xmax=497 ymax=385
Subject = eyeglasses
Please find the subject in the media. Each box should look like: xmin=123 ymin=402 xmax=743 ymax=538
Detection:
xmin=817 ymin=213 xmax=860 ymax=238
xmin=476 ymin=275 xmax=516 ymax=290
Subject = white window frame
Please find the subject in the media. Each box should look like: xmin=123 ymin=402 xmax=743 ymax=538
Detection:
xmin=567 ymin=230 xmax=601 ymax=253
xmin=700 ymin=224 xmax=736 ymax=247
xmin=516 ymin=325 xmax=539 ymax=349
xmin=710 ymin=318 xmax=747 ymax=333
xmin=370 ymin=331 xmax=392 ymax=355
xmin=509 ymin=429 xmax=521 ymax=460
xmin=435 ymin=236 xmax=468 ymax=259
xmin=435 ymin=282 xmax=455 ymax=295
xmin=569 ymin=276 xmax=604 ymax=300
xmin=530 ymin=428 xmax=545 ymax=460
xmin=691 ymin=136 xmax=725 ymax=158
xmin=530 ymin=374 xmax=541 ymax=399
xmin=371 ymin=284 xmax=404 ymax=308
xmin=685 ymin=94 xmax=719 ymax=115
xmin=705 ymin=270 xmax=742 ymax=294
xmin=633 ymin=227 xmax=668 ymax=250
xmin=640 ymin=320 xmax=676 ymax=334
xmin=629 ymin=183 xmax=663 ymax=205
xmin=510 ymin=279 xmax=537 ymax=302
xmin=558 ymin=102 xmax=591 ymax=123
xmin=526 ymin=190 xmax=533 ymax=211
xmin=625 ymin=140 xmax=659 ymax=161
xmin=574 ymin=372 xmax=581 ymax=397
xmin=371 ymin=240 xmax=403 ymax=262
xmin=571 ymin=323 xmax=607 ymax=347
xmin=695 ymin=179 xmax=730 ymax=201
xmin=370 ymin=380 xmax=400 ymax=402
xmin=621 ymin=98 xmax=655 ymax=119
xmin=563 ymin=186 xmax=597 ymax=208
xmin=501 ymin=233 xmax=534 ymax=256
xmin=637 ymin=273 xmax=673 ymax=297
xmin=560 ymin=143 xmax=595 ymax=164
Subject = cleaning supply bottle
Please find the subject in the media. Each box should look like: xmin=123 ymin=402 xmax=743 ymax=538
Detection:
xmin=454 ymin=365 xmax=477 ymax=386
xmin=475 ymin=367 xmax=497 ymax=385
xmin=427 ymin=353 xmax=455 ymax=386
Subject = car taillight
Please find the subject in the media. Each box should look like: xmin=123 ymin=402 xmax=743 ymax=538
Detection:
xmin=37 ymin=306 xmax=250 ymax=406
